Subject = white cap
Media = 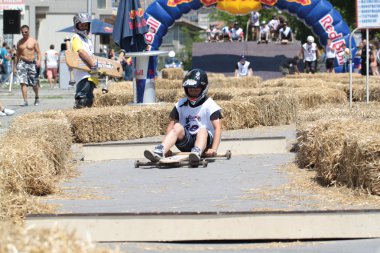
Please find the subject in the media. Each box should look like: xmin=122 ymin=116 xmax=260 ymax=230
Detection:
xmin=307 ymin=35 xmax=314 ymax=43
xmin=168 ymin=50 xmax=175 ymax=58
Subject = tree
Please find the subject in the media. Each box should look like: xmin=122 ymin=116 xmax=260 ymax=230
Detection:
xmin=179 ymin=26 xmax=204 ymax=70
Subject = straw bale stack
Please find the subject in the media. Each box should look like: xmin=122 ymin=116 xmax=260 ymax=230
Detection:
xmin=0 ymin=111 xmax=73 ymax=196
xmin=218 ymin=100 xmax=260 ymax=129
xmin=297 ymin=118 xmax=380 ymax=195
xmin=262 ymin=78 xmax=325 ymax=88
xmin=0 ymin=223 xmax=119 ymax=252
xmin=207 ymin=72 xmax=225 ymax=78
xmin=0 ymin=136 xmax=58 ymax=196
xmin=248 ymin=94 xmax=298 ymax=126
xmin=94 ymin=91 xmax=134 ymax=107
xmin=156 ymin=79 xmax=183 ymax=90
xmin=209 ymin=76 xmax=263 ymax=89
xmin=298 ymin=102 xmax=380 ymax=123
xmin=293 ymin=87 xmax=347 ymax=109
xmin=156 ymin=89 xmax=183 ymax=102
xmin=64 ymin=104 xmax=172 ymax=143
xmin=161 ymin=68 xmax=184 ymax=80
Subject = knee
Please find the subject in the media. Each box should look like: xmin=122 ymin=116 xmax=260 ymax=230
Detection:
xmin=196 ymin=127 xmax=208 ymax=138
xmin=171 ymin=123 xmax=185 ymax=135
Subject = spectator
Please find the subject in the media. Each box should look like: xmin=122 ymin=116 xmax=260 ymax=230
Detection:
xmin=258 ymin=21 xmax=269 ymax=44
xmin=220 ymin=25 xmax=231 ymax=42
xmin=108 ymin=48 xmax=116 ymax=60
xmin=207 ymin=24 xmax=221 ymax=42
xmin=300 ymin=35 xmax=320 ymax=74
xmin=0 ymin=42 xmax=11 ymax=84
xmin=370 ymin=44 xmax=379 ymax=76
xmin=44 ymin=44 xmax=59 ymax=88
xmin=280 ymin=56 xmax=300 ymax=76
xmin=235 ymin=56 xmax=253 ymax=77
xmin=340 ymin=44 xmax=351 ymax=73
xmin=268 ymin=16 xmax=280 ymax=42
xmin=279 ymin=22 xmax=293 ymax=43
xmin=0 ymin=100 xmax=15 ymax=116
xmin=325 ymin=39 xmax=337 ymax=73
xmin=354 ymin=42 xmax=363 ymax=73
xmin=122 ymin=56 xmax=133 ymax=81
xmin=249 ymin=11 xmax=260 ymax=41
xmin=361 ymin=40 xmax=368 ymax=76
xmin=230 ymin=22 xmax=244 ymax=42
xmin=14 ymin=25 xmax=42 ymax=106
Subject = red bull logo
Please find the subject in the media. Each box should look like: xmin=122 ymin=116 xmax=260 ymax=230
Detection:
xmin=260 ymin=0 xmax=277 ymax=6
xmin=259 ymin=0 xmax=311 ymax=6
xmin=168 ymin=0 xmax=193 ymax=7
xmin=286 ymin=0 xmax=311 ymax=5
xmin=129 ymin=8 xmax=144 ymax=19
xmin=201 ymin=0 xmax=217 ymax=6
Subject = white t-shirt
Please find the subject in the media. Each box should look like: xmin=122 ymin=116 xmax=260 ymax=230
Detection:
xmin=231 ymin=28 xmax=243 ymax=39
xmin=45 ymin=49 xmax=59 ymax=68
xmin=260 ymin=25 xmax=269 ymax=34
xmin=250 ymin=12 xmax=260 ymax=26
xmin=302 ymin=42 xmax=318 ymax=61
xmin=175 ymin=97 xmax=221 ymax=136
xmin=279 ymin=26 xmax=291 ymax=37
xmin=268 ymin=19 xmax=279 ymax=31
xmin=71 ymin=34 xmax=94 ymax=82
xmin=325 ymin=45 xmax=336 ymax=59
xmin=235 ymin=61 xmax=252 ymax=76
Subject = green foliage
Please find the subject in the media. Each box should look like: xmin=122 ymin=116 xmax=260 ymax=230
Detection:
xmin=179 ymin=27 xmax=204 ymax=70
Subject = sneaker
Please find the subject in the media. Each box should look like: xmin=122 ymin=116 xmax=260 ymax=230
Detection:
xmin=22 ymin=101 xmax=28 ymax=106
xmin=3 ymin=108 xmax=15 ymax=116
xmin=0 ymin=111 xmax=5 ymax=116
xmin=34 ymin=97 xmax=39 ymax=106
xmin=144 ymin=144 xmax=164 ymax=162
xmin=189 ymin=146 xmax=202 ymax=163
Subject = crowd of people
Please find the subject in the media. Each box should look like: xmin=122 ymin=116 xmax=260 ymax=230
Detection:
xmin=279 ymin=35 xmax=380 ymax=76
xmin=206 ymin=12 xmax=294 ymax=44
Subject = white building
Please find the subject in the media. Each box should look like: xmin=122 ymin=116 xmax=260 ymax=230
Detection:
xmin=0 ymin=0 xmax=114 ymax=55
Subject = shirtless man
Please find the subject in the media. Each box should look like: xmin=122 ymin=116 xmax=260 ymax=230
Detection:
xmin=13 ymin=25 xmax=42 ymax=106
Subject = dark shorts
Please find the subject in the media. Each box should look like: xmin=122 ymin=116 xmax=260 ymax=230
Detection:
xmin=17 ymin=59 xmax=38 ymax=86
xmin=326 ymin=58 xmax=335 ymax=69
xmin=175 ymin=127 xmax=213 ymax=152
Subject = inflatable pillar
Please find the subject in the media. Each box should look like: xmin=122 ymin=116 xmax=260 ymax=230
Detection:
xmin=125 ymin=51 xmax=168 ymax=104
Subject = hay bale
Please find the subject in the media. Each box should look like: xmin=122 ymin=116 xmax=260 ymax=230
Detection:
xmin=0 ymin=223 xmax=119 ymax=252
xmin=248 ymin=94 xmax=298 ymax=126
xmin=207 ymin=72 xmax=225 ymax=78
xmin=210 ymin=76 xmax=262 ymax=89
xmin=161 ymin=68 xmax=184 ymax=80
xmin=294 ymin=87 xmax=347 ymax=109
xmin=297 ymin=102 xmax=380 ymax=123
xmin=64 ymin=104 xmax=172 ymax=143
xmin=339 ymin=131 xmax=380 ymax=194
xmin=297 ymin=118 xmax=380 ymax=192
xmin=262 ymin=78 xmax=325 ymax=88
xmin=94 ymin=91 xmax=134 ymax=107
xmin=8 ymin=113 xmax=73 ymax=175
xmin=156 ymin=89 xmax=183 ymax=102
xmin=218 ymin=100 xmax=260 ymax=130
xmin=156 ymin=79 xmax=183 ymax=90
xmin=0 ymin=137 xmax=58 ymax=196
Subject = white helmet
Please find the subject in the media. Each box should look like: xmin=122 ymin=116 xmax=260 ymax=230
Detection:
xmin=73 ymin=12 xmax=92 ymax=38
xmin=307 ymin=35 xmax=314 ymax=43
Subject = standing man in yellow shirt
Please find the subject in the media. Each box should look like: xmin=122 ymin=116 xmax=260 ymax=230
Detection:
xmin=71 ymin=12 xmax=98 ymax=109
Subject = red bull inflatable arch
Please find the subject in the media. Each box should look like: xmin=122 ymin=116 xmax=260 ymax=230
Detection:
xmin=143 ymin=0 xmax=356 ymax=72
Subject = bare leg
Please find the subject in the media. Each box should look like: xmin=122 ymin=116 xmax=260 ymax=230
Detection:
xmin=21 ymin=84 xmax=28 ymax=102
xmin=161 ymin=123 xmax=185 ymax=154
xmin=33 ymin=84 xmax=39 ymax=98
xmin=194 ymin=128 xmax=208 ymax=153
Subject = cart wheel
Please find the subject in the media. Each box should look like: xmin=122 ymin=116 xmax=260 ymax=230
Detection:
xmin=134 ymin=160 xmax=140 ymax=168
xmin=202 ymin=160 xmax=208 ymax=168
xmin=226 ymin=150 xmax=232 ymax=159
